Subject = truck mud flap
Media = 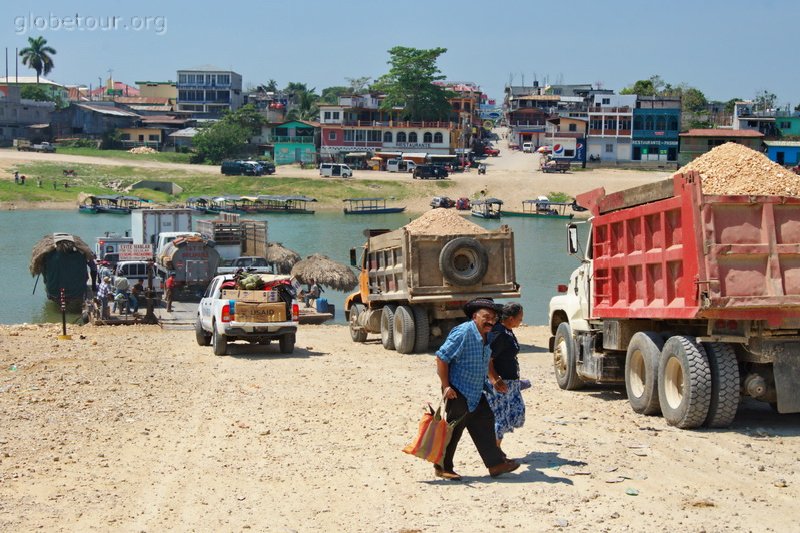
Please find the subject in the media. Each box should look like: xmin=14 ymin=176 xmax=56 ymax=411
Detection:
xmin=773 ymin=347 xmax=800 ymax=413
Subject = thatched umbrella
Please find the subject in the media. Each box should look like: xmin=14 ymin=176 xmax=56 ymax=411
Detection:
xmin=30 ymin=233 xmax=93 ymax=276
xmin=266 ymin=242 xmax=301 ymax=274
xmin=290 ymin=253 xmax=358 ymax=292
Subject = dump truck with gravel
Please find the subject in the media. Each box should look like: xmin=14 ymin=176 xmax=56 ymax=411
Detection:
xmin=345 ymin=210 xmax=520 ymax=354
xmin=549 ymin=155 xmax=800 ymax=430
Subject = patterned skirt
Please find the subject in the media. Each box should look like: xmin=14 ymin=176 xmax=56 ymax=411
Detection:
xmin=485 ymin=379 xmax=526 ymax=439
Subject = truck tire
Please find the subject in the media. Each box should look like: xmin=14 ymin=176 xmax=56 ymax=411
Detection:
xmin=381 ymin=305 xmax=397 ymax=350
xmin=625 ymin=332 xmax=663 ymax=415
xmin=412 ymin=306 xmax=430 ymax=353
xmin=195 ymin=318 xmax=211 ymax=346
xmin=212 ymin=322 xmax=228 ymax=356
xmin=279 ymin=333 xmax=296 ymax=354
xmin=702 ymin=342 xmax=740 ymax=428
xmin=553 ymin=322 xmax=584 ymax=390
xmin=439 ymin=237 xmax=489 ymax=286
xmin=393 ymin=305 xmax=416 ymax=354
xmin=349 ymin=303 xmax=368 ymax=343
xmin=658 ymin=336 xmax=711 ymax=429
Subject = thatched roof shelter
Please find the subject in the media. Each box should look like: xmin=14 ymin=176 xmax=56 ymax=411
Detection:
xmin=290 ymin=253 xmax=358 ymax=292
xmin=266 ymin=242 xmax=301 ymax=274
xmin=30 ymin=233 xmax=93 ymax=276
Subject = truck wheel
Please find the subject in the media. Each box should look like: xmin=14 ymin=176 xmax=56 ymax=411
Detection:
xmin=195 ymin=318 xmax=211 ymax=346
xmin=381 ymin=305 xmax=397 ymax=350
xmin=658 ymin=336 xmax=711 ymax=429
xmin=439 ymin=237 xmax=489 ymax=286
xmin=625 ymin=332 xmax=663 ymax=415
xmin=393 ymin=305 xmax=416 ymax=354
xmin=553 ymin=322 xmax=584 ymax=390
xmin=279 ymin=333 xmax=296 ymax=354
xmin=212 ymin=322 xmax=228 ymax=356
xmin=349 ymin=303 xmax=367 ymax=343
xmin=702 ymin=342 xmax=740 ymax=428
xmin=412 ymin=306 xmax=430 ymax=353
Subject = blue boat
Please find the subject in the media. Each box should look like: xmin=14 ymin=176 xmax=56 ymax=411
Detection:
xmin=470 ymin=198 xmax=503 ymax=219
xmin=78 ymin=195 xmax=136 ymax=215
xmin=343 ymin=197 xmax=406 ymax=215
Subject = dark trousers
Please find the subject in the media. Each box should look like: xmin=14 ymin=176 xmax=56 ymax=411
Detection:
xmin=443 ymin=388 xmax=505 ymax=471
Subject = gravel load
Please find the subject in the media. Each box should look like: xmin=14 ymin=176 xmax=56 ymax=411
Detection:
xmin=128 ymin=146 xmax=158 ymax=154
xmin=404 ymin=208 xmax=488 ymax=235
xmin=677 ymin=142 xmax=800 ymax=196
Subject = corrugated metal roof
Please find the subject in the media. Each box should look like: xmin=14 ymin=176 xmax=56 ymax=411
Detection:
xmin=679 ymin=129 xmax=763 ymax=138
xmin=764 ymin=140 xmax=800 ymax=147
xmin=75 ymin=104 xmax=140 ymax=117
xmin=169 ymin=127 xmax=199 ymax=138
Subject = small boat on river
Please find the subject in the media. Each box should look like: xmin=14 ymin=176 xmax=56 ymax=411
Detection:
xmin=503 ymin=197 xmax=575 ymax=219
xmin=470 ymin=198 xmax=503 ymax=219
xmin=343 ymin=197 xmax=406 ymax=215
xmin=242 ymin=195 xmax=317 ymax=214
xmin=79 ymin=195 xmax=143 ymax=215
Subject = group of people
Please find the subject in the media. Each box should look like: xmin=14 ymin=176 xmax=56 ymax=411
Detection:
xmin=95 ymin=275 xmax=145 ymax=318
xmin=434 ymin=298 xmax=527 ymax=481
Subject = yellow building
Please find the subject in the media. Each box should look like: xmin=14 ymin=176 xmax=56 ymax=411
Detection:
xmin=135 ymin=81 xmax=177 ymax=101
xmin=118 ymin=127 xmax=162 ymax=148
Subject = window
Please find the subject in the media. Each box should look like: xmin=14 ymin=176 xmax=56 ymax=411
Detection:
xmin=434 ymin=132 xmax=443 ymax=143
xmin=344 ymin=130 xmax=353 ymax=141
xmin=644 ymin=116 xmax=654 ymax=130
xmin=333 ymin=112 xmax=340 ymax=119
xmin=178 ymin=74 xmax=187 ymax=84
xmin=568 ymin=123 xmax=577 ymax=132
xmin=328 ymin=131 xmax=336 ymax=140
xmin=602 ymin=98 xmax=611 ymax=105
xmin=368 ymin=130 xmax=382 ymax=142
xmin=397 ymin=132 xmax=407 ymax=142
xmin=324 ymin=111 xmax=331 ymax=120
xmin=383 ymin=131 xmax=392 ymax=142
xmin=633 ymin=116 xmax=643 ymax=130
xmin=423 ymin=132 xmax=433 ymax=143
xmin=590 ymin=118 xmax=603 ymax=130
xmin=605 ymin=144 xmax=614 ymax=153
xmin=604 ymin=118 xmax=617 ymax=130
xmin=408 ymin=132 xmax=418 ymax=142
xmin=656 ymin=116 xmax=666 ymax=130
xmin=120 ymin=133 xmax=131 ymax=141
xmin=668 ymin=116 xmax=678 ymax=131
xmin=217 ymin=74 xmax=230 ymax=85
xmin=780 ymin=121 xmax=791 ymax=129
xmin=148 ymin=134 xmax=159 ymax=141
xmin=619 ymin=118 xmax=631 ymax=130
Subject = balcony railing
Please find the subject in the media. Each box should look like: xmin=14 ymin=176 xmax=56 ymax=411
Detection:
xmin=264 ymin=136 xmax=315 ymax=144
xmin=588 ymin=106 xmax=631 ymax=113
xmin=339 ymin=120 xmax=456 ymax=128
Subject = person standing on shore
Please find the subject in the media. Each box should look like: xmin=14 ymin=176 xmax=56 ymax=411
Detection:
xmin=165 ymin=272 xmax=176 ymax=312
xmin=485 ymin=303 xmax=527 ymax=457
xmin=434 ymin=298 xmax=521 ymax=481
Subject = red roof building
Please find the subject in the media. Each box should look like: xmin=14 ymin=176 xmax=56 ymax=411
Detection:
xmin=679 ymin=129 xmax=764 ymax=165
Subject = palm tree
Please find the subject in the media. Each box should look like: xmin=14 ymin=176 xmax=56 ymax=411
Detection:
xmin=19 ymin=36 xmax=56 ymax=83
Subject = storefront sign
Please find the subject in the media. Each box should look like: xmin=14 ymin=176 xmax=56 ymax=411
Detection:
xmin=395 ymin=142 xmax=432 ymax=149
xmin=118 ymin=244 xmax=153 ymax=261
xmin=631 ymin=139 xmax=678 ymax=146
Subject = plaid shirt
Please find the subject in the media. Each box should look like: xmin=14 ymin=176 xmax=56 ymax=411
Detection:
xmin=436 ymin=320 xmax=492 ymax=412
xmin=96 ymin=281 xmax=112 ymax=300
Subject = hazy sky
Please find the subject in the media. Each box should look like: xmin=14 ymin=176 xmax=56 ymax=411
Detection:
xmin=4 ymin=0 xmax=798 ymax=106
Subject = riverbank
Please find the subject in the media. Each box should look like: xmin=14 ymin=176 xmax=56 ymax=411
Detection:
xmin=0 ymin=322 xmax=797 ymax=532
xmin=0 ymin=144 xmax=671 ymax=214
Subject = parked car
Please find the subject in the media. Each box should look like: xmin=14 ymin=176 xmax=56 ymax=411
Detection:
xmin=413 ymin=164 xmax=448 ymax=180
xmin=255 ymin=160 xmax=276 ymax=175
xmin=319 ymin=163 xmax=353 ymax=178
xmin=522 ymin=142 xmax=533 ymax=153
xmin=430 ymin=196 xmax=455 ymax=209
xmin=484 ymin=147 xmax=500 ymax=157
xmin=221 ymin=160 xmax=256 ymax=176
xmin=386 ymin=159 xmax=417 ymax=173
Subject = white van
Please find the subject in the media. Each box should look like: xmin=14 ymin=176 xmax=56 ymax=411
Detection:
xmin=522 ymin=142 xmax=533 ymax=153
xmin=115 ymin=261 xmax=163 ymax=293
xmin=319 ymin=163 xmax=353 ymax=178
xmin=386 ymin=159 xmax=416 ymax=173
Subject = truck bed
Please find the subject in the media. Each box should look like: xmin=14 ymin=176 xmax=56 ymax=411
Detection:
xmin=580 ymin=172 xmax=800 ymax=323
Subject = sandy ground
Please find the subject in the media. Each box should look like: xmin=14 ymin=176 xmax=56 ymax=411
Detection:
xmin=0 ymin=136 xmax=672 ymax=213
xmin=1 ymin=322 xmax=797 ymax=532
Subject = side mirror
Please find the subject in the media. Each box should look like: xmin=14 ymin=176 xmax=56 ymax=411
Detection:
xmin=567 ymin=223 xmax=579 ymax=255
xmin=349 ymin=248 xmax=357 ymax=266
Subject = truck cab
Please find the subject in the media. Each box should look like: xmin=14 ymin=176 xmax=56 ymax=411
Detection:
xmin=156 ymin=231 xmax=201 ymax=257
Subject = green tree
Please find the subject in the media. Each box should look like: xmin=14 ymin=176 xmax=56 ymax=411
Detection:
xmin=620 ymin=78 xmax=657 ymax=96
xmin=373 ymin=46 xmax=454 ymax=121
xmin=193 ymin=121 xmax=250 ymax=164
xmin=20 ymin=84 xmax=50 ymax=101
xmin=222 ymin=104 xmax=265 ymax=136
xmin=754 ymin=89 xmax=777 ymax=111
xmin=682 ymin=87 xmax=708 ymax=113
xmin=265 ymin=79 xmax=278 ymax=92
xmin=724 ymin=98 xmax=740 ymax=114
xmin=320 ymin=85 xmax=348 ymax=104
xmin=19 ymin=36 xmax=56 ymax=83
xmin=346 ymin=76 xmax=371 ymax=94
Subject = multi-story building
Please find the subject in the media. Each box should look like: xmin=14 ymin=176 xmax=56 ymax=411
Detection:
xmin=252 ymin=120 xmax=319 ymax=165
xmin=631 ymin=97 xmax=681 ymax=163
xmin=0 ymin=84 xmax=55 ymax=144
xmin=318 ymin=94 xmax=455 ymax=162
xmin=586 ymin=94 xmax=636 ymax=162
xmin=732 ymin=101 xmax=777 ymax=137
xmin=678 ymin=129 xmax=764 ymax=166
xmin=176 ymin=65 xmax=242 ymax=117
xmin=775 ymin=112 xmax=800 ymax=137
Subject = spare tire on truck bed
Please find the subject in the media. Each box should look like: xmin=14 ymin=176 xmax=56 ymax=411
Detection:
xmin=439 ymin=237 xmax=489 ymax=286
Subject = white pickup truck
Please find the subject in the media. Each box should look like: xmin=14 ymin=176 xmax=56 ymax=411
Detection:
xmin=195 ymin=274 xmax=299 ymax=355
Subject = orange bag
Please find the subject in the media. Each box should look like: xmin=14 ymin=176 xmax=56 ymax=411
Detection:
xmin=402 ymin=401 xmax=461 ymax=466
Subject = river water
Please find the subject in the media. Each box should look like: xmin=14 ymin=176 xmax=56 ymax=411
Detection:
xmin=0 ymin=209 xmax=579 ymax=326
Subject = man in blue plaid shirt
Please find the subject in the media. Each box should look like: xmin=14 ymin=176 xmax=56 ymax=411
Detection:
xmin=434 ymin=298 xmax=521 ymax=480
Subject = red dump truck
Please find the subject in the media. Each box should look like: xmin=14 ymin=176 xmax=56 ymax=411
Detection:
xmin=548 ymin=171 xmax=800 ymax=428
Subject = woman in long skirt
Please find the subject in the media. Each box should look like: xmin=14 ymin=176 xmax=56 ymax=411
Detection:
xmin=485 ymin=303 xmax=526 ymax=455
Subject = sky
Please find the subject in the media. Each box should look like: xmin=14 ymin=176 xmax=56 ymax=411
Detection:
xmin=4 ymin=0 xmax=799 ymax=107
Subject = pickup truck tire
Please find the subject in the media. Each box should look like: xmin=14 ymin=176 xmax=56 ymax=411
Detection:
xmin=625 ymin=332 xmax=663 ymax=415
xmin=349 ymin=303 xmax=368 ymax=342
xmin=381 ymin=305 xmax=397 ymax=350
xmin=212 ymin=322 xmax=228 ymax=356
xmin=195 ymin=319 xmax=211 ymax=346
xmin=393 ymin=305 xmax=416 ymax=354
xmin=279 ymin=333 xmax=295 ymax=354
xmin=411 ymin=306 xmax=430 ymax=353
xmin=658 ymin=336 xmax=711 ymax=429
xmin=439 ymin=237 xmax=489 ymax=286
xmin=702 ymin=342 xmax=740 ymax=428
xmin=554 ymin=322 xmax=584 ymax=390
